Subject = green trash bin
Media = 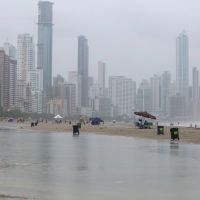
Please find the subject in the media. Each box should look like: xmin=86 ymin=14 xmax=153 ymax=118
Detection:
xmin=170 ymin=127 xmax=179 ymax=140
xmin=157 ymin=126 xmax=164 ymax=135
xmin=73 ymin=125 xmax=79 ymax=135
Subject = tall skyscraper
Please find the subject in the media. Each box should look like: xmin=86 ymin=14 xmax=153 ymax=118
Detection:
xmin=37 ymin=1 xmax=53 ymax=94
xmin=176 ymin=30 xmax=189 ymax=99
xmin=98 ymin=61 xmax=106 ymax=97
xmin=78 ymin=35 xmax=89 ymax=107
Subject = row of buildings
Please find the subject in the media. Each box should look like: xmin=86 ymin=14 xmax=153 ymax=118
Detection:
xmin=68 ymin=30 xmax=200 ymax=120
xmin=0 ymin=1 xmax=199 ymax=120
xmin=0 ymin=1 xmax=52 ymax=114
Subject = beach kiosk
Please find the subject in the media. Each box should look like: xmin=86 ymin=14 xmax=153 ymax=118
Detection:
xmin=54 ymin=115 xmax=63 ymax=123
xmin=134 ymin=111 xmax=156 ymax=129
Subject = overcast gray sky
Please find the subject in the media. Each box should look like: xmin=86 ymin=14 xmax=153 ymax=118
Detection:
xmin=0 ymin=0 xmax=200 ymax=84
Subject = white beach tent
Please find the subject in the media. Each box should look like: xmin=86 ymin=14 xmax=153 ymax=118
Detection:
xmin=54 ymin=115 xmax=63 ymax=119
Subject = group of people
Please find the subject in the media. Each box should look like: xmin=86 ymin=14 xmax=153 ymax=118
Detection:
xmin=135 ymin=118 xmax=152 ymax=129
xmin=31 ymin=120 xmax=39 ymax=127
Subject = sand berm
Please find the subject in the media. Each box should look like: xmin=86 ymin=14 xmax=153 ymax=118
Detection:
xmin=19 ymin=122 xmax=200 ymax=144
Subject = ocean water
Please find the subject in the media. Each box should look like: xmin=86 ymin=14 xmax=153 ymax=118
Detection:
xmin=0 ymin=127 xmax=200 ymax=199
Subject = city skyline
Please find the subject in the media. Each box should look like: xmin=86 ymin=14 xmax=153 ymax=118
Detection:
xmin=1 ymin=0 xmax=200 ymax=119
xmin=1 ymin=0 xmax=200 ymax=83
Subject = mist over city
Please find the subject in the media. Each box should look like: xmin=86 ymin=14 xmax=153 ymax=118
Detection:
xmin=1 ymin=0 xmax=200 ymax=81
xmin=0 ymin=0 xmax=200 ymax=120
xmin=2 ymin=1 xmax=200 ymax=199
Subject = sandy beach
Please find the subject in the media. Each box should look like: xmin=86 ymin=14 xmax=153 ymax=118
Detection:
xmin=15 ymin=121 xmax=200 ymax=144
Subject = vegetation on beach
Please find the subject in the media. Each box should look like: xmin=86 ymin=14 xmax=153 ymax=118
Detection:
xmin=0 ymin=107 xmax=53 ymax=119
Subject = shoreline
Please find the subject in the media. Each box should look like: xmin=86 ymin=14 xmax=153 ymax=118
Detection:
xmin=11 ymin=121 xmax=200 ymax=144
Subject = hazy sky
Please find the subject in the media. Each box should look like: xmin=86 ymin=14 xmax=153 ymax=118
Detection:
xmin=0 ymin=0 xmax=200 ymax=84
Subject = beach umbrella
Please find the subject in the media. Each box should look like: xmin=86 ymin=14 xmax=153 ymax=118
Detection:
xmin=134 ymin=111 xmax=156 ymax=120
xmin=54 ymin=115 xmax=63 ymax=119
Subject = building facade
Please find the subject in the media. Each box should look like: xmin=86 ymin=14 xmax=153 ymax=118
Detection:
xmin=98 ymin=61 xmax=106 ymax=97
xmin=192 ymin=67 xmax=200 ymax=119
xmin=136 ymin=80 xmax=152 ymax=113
xmin=78 ymin=35 xmax=89 ymax=107
xmin=9 ymin=59 xmax=17 ymax=108
xmin=150 ymin=75 xmax=160 ymax=114
xmin=0 ymin=50 xmax=17 ymax=110
xmin=192 ymin=67 xmax=199 ymax=102
xmin=176 ymin=30 xmax=189 ymax=100
xmin=16 ymin=34 xmax=35 ymax=112
xmin=160 ymin=71 xmax=171 ymax=117
xmin=68 ymin=71 xmax=80 ymax=107
xmin=37 ymin=1 xmax=53 ymax=111
xmin=48 ymin=83 xmax=76 ymax=117
xmin=109 ymin=76 xmax=136 ymax=116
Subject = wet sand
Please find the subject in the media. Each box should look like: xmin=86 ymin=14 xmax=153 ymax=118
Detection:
xmin=0 ymin=194 xmax=29 ymax=199
xmin=19 ymin=122 xmax=200 ymax=144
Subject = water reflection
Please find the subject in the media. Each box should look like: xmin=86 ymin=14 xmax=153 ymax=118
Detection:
xmin=0 ymin=130 xmax=200 ymax=199
xmin=170 ymin=143 xmax=179 ymax=155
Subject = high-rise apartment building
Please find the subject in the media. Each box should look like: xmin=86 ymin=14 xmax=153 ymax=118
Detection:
xmin=17 ymin=34 xmax=35 ymax=83
xmin=0 ymin=50 xmax=9 ymax=109
xmin=0 ymin=50 xmax=17 ymax=110
xmin=109 ymin=76 xmax=136 ymax=116
xmin=98 ymin=61 xmax=106 ymax=97
xmin=63 ymin=83 xmax=76 ymax=117
xmin=47 ymin=83 xmax=76 ymax=117
xmin=78 ymin=35 xmax=89 ymax=107
xmin=9 ymin=59 xmax=17 ymax=108
xmin=3 ymin=42 xmax=17 ymax=109
xmin=4 ymin=42 xmax=16 ymax=60
xmin=192 ymin=67 xmax=199 ymax=101
xmin=68 ymin=71 xmax=78 ymax=84
xmin=68 ymin=71 xmax=80 ymax=107
xmin=150 ymin=75 xmax=160 ymax=114
xmin=160 ymin=71 xmax=171 ymax=117
xmin=192 ymin=67 xmax=199 ymax=119
xmin=17 ymin=34 xmax=35 ymax=112
xmin=53 ymin=74 xmax=65 ymax=87
xmin=176 ymin=30 xmax=189 ymax=99
xmin=37 ymin=1 xmax=53 ymax=94
xmin=136 ymin=80 xmax=152 ymax=113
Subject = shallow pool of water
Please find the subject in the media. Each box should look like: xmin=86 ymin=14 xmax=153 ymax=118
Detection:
xmin=0 ymin=128 xmax=200 ymax=199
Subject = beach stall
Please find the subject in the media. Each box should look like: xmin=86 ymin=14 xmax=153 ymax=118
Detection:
xmin=54 ymin=115 xmax=63 ymax=123
xmin=134 ymin=112 xmax=156 ymax=129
